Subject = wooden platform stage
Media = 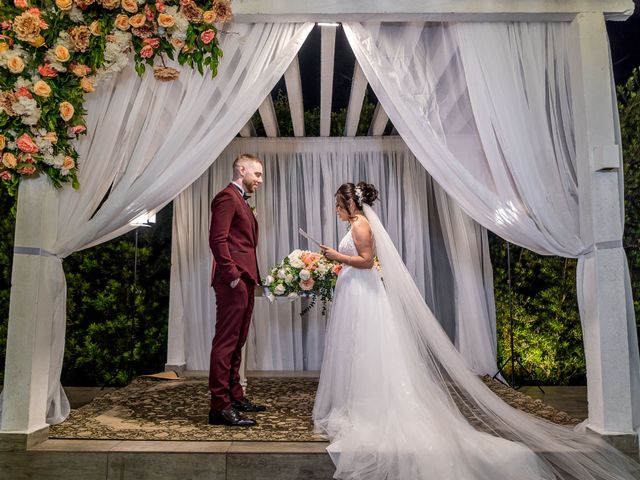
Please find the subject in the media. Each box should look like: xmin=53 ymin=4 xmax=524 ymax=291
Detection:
xmin=1 ymin=372 xmax=637 ymax=480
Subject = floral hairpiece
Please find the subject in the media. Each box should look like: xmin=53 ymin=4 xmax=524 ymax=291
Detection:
xmin=355 ymin=186 xmax=364 ymax=205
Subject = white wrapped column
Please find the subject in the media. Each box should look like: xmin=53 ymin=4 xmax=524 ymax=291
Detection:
xmin=569 ymin=12 xmax=639 ymax=434
xmin=1 ymin=176 xmax=60 ymax=434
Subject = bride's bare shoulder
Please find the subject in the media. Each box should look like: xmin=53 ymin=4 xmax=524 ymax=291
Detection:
xmin=351 ymin=215 xmax=373 ymax=239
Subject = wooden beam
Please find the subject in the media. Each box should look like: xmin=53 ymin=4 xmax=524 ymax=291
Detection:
xmin=232 ymin=0 xmax=634 ymax=22
xmin=238 ymin=120 xmax=256 ymax=137
xmin=344 ymin=62 xmax=368 ymax=137
xmin=320 ymin=25 xmax=337 ymax=137
xmin=284 ymin=56 xmax=305 ymax=137
xmin=368 ymin=103 xmax=389 ymax=136
xmin=258 ymin=95 xmax=280 ymax=137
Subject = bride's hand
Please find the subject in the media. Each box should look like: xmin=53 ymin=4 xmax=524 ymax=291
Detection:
xmin=320 ymin=244 xmax=341 ymax=262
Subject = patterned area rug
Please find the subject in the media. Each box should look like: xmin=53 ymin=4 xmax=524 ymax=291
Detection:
xmin=48 ymin=376 xmax=580 ymax=442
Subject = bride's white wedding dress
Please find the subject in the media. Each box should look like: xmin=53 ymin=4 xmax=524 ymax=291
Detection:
xmin=313 ymin=205 xmax=640 ymax=480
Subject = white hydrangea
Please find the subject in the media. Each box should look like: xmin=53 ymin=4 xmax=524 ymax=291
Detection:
xmin=68 ymin=6 xmax=84 ymax=22
xmin=12 ymin=96 xmax=41 ymax=125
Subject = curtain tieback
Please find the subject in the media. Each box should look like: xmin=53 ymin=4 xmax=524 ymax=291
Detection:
xmin=582 ymin=239 xmax=624 ymax=257
xmin=14 ymin=246 xmax=60 ymax=259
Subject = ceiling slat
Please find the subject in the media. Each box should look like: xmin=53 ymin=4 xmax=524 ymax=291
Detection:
xmin=320 ymin=25 xmax=337 ymax=137
xmin=344 ymin=62 xmax=368 ymax=137
xmin=284 ymin=56 xmax=305 ymax=137
xmin=238 ymin=120 xmax=257 ymax=137
xmin=368 ymin=103 xmax=389 ymax=136
xmin=258 ymin=95 xmax=280 ymax=137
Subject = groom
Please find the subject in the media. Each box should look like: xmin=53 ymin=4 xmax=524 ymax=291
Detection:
xmin=208 ymin=153 xmax=265 ymax=427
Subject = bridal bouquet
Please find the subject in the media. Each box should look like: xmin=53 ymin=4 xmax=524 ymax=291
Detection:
xmin=263 ymin=249 xmax=342 ymax=313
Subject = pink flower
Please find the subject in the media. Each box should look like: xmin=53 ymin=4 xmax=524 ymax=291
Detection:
xmin=140 ymin=45 xmax=154 ymax=58
xmin=69 ymin=125 xmax=87 ymax=135
xmin=155 ymin=0 xmax=165 ymax=12
xmin=1 ymin=21 xmax=13 ymax=31
xmin=143 ymin=37 xmax=160 ymax=48
xmin=16 ymin=133 xmax=39 ymax=153
xmin=200 ymin=29 xmax=215 ymax=45
xmin=17 ymin=165 xmax=36 ymax=175
xmin=20 ymin=154 xmax=34 ymax=164
xmin=38 ymin=63 xmax=58 ymax=77
xmin=14 ymin=0 xmax=28 ymax=9
xmin=179 ymin=0 xmax=190 ymax=5
xmin=0 ymin=170 xmax=13 ymax=181
xmin=144 ymin=4 xmax=155 ymax=21
xmin=331 ymin=264 xmax=343 ymax=275
xmin=14 ymin=87 xmax=32 ymax=98
xmin=299 ymin=278 xmax=315 ymax=291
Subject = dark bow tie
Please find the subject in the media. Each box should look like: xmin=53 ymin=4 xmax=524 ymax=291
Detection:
xmin=243 ymin=192 xmax=251 ymax=201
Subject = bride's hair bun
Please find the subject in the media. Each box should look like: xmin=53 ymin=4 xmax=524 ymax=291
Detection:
xmin=355 ymin=182 xmax=379 ymax=207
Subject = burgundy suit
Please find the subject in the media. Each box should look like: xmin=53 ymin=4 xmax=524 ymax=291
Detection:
xmin=208 ymin=183 xmax=260 ymax=410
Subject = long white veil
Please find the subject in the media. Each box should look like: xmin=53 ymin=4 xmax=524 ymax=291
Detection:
xmin=362 ymin=203 xmax=640 ymax=479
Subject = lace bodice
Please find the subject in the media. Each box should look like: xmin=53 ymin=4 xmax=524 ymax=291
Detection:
xmin=338 ymin=229 xmax=358 ymax=256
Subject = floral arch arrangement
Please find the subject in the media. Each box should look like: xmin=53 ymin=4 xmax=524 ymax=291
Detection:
xmin=0 ymin=0 xmax=231 ymax=192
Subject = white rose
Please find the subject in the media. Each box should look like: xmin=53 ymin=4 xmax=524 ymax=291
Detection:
xmin=277 ymin=269 xmax=287 ymax=279
xmin=289 ymin=257 xmax=305 ymax=269
xmin=264 ymin=275 xmax=274 ymax=286
xmin=288 ymin=292 xmax=298 ymax=298
xmin=299 ymin=269 xmax=311 ymax=281
xmin=274 ymin=284 xmax=285 ymax=296
xmin=284 ymin=274 xmax=294 ymax=283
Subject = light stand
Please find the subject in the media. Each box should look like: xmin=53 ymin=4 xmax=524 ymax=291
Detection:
xmin=127 ymin=212 xmax=156 ymax=381
xmin=493 ymin=240 xmax=544 ymax=393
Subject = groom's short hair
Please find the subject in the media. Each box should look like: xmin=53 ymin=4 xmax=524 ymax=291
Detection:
xmin=233 ymin=153 xmax=262 ymax=170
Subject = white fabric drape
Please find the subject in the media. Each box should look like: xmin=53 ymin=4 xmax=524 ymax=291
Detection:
xmin=343 ymin=21 xmax=639 ymax=426
xmin=169 ymin=136 xmax=498 ymax=373
xmin=0 ymin=22 xmax=313 ymax=427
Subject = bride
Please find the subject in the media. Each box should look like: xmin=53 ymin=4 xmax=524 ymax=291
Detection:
xmin=315 ymin=181 xmax=640 ymax=480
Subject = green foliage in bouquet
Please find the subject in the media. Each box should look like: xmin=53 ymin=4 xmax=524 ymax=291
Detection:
xmin=263 ymin=249 xmax=342 ymax=315
xmin=0 ymin=0 xmax=230 ymax=193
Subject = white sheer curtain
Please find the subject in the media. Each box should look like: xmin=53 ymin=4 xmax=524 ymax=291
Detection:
xmin=169 ymin=136 xmax=498 ymax=373
xmin=343 ymin=21 xmax=639 ymax=426
xmin=0 ymin=22 xmax=313 ymax=427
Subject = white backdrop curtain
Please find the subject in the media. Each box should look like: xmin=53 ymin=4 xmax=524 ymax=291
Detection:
xmin=343 ymin=21 xmax=639 ymax=426
xmin=0 ymin=22 xmax=313 ymax=428
xmin=168 ymin=136 xmax=498 ymax=374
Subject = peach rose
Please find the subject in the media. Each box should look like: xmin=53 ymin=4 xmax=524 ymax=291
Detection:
xmin=89 ymin=20 xmax=101 ymax=36
xmin=299 ymin=278 xmax=315 ymax=291
xmin=80 ymin=76 xmax=94 ymax=93
xmin=55 ymin=0 xmax=73 ymax=10
xmin=200 ymin=29 xmax=215 ymax=45
xmin=129 ymin=13 xmax=146 ymax=28
xmin=69 ymin=125 xmax=86 ymax=135
xmin=28 ymin=35 xmax=45 ymax=47
xmin=17 ymin=165 xmax=36 ymax=175
xmin=38 ymin=63 xmax=58 ymax=77
xmin=121 ymin=0 xmax=138 ymax=13
xmin=70 ymin=63 xmax=91 ymax=77
xmin=33 ymin=80 xmax=52 ymax=97
xmin=170 ymin=37 xmax=185 ymax=50
xmin=140 ymin=45 xmax=153 ymax=58
xmin=14 ymin=0 xmax=28 ymax=9
xmin=0 ymin=170 xmax=13 ymax=181
xmin=0 ymin=134 xmax=5 ymax=150
xmin=2 ymin=152 xmax=18 ymax=168
xmin=62 ymin=156 xmax=75 ymax=170
xmin=114 ymin=14 xmax=130 ymax=30
xmin=203 ymin=10 xmax=217 ymax=24
xmin=7 ymin=56 xmax=25 ymax=74
xmin=0 ymin=43 xmax=9 ymax=53
xmin=59 ymin=101 xmax=75 ymax=121
xmin=54 ymin=45 xmax=70 ymax=62
xmin=157 ymin=13 xmax=175 ymax=28
xmin=43 ymin=131 xmax=58 ymax=143
xmin=16 ymin=134 xmax=39 ymax=153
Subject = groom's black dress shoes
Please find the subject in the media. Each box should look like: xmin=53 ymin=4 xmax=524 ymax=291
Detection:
xmin=208 ymin=407 xmax=256 ymax=427
xmin=232 ymin=397 xmax=267 ymax=412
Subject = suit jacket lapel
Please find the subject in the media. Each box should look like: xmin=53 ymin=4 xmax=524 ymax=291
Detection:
xmin=228 ymin=184 xmax=258 ymax=246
